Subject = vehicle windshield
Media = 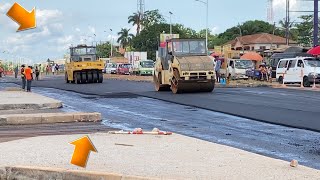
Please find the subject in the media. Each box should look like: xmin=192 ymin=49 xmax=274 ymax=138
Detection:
xmin=304 ymin=58 xmax=320 ymax=67
xmin=141 ymin=61 xmax=154 ymax=68
xmin=172 ymin=40 xmax=206 ymax=55
xmin=235 ymin=60 xmax=254 ymax=69
xmin=120 ymin=64 xmax=131 ymax=68
xmin=72 ymin=47 xmax=96 ymax=55
xmin=108 ymin=64 xmax=117 ymax=68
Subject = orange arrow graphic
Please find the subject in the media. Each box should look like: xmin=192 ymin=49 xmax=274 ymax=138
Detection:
xmin=6 ymin=2 xmax=36 ymax=32
xmin=70 ymin=135 xmax=97 ymax=168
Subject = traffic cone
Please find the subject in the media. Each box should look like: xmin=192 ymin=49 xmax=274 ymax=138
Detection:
xmin=300 ymin=69 xmax=304 ymax=88
xmin=312 ymin=78 xmax=317 ymax=89
xmin=282 ymin=72 xmax=287 ymax=88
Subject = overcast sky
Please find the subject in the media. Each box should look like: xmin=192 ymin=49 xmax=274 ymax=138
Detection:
xmin=0 ymin=0 xmax=313 ymax=63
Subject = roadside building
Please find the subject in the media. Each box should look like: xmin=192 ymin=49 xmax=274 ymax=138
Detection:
xmin=223 ymin=33 xmax=298 ymax=52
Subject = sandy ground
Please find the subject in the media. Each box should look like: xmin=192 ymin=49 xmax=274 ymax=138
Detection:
xmin=0 ymin=133 xmax=319 ymax=180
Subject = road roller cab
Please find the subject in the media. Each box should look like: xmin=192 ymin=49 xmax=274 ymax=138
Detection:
xmin=65 ymin=44 xmax=105 ymax=84
xmin=154 ymin=38 xmax=216 ymax=94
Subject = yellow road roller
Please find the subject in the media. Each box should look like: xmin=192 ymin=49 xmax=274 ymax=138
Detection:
xmin=65 ymin=44 xmax=105 ymax=84
xmin=153 ymin=38 xmax=215 ymax=94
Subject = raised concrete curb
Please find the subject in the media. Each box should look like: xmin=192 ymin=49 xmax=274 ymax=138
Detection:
xmin=0 ymin=112 xmax=101 ymax=125
xmin=0 ymin=91 xmax=62 ymax=110
xmin=1 ymin=166 xmax=155 ymax=180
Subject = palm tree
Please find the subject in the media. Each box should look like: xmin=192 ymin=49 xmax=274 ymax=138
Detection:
xmin=128 ymin=13 xmax=141 ymax=35
xmin=117 ymin=28 xmax=134 ymax=48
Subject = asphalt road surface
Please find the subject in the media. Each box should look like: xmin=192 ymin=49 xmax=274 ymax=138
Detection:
xmin=1 ymin=79 xmax=320 ymax=169
xmin=7 ymin=76 xmax=320 ymax=132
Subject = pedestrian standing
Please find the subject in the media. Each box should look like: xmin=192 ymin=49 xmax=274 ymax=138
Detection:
xmin=55 ymin=64 xmax=59 ymax=75
xmin=14 ymin=66 xmax=19 ymax=79
xmin=0 ymin=66 xmax=3 ymax=78
xmin=35 ymin=66 xmax=40 ymax=81
xmin=24 ymin=66 xmax=33 ymax=92
xmin=52 ymin=65 xmax=55 ymax=75
xmin=46 ymin=65 xmax=50 ymax=75
xmin=20 ymin=65 xmax=26 ymax=90
xmin=214 ymin=57 xmax=221 ymax=83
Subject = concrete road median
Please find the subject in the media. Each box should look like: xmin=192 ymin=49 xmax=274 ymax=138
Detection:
xmin=0 ymin=91 xmax=62 ymax=110
xmin=0 ymin=112 xmax=102 ymax=125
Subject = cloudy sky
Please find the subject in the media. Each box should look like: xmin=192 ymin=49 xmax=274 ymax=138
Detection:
xmin=0 ymin=0 xmax=314 ymax=63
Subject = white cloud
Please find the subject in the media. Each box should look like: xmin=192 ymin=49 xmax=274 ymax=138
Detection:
xmin=0 ymin=2 xmax=11 ymax=13
xmin=211 ymin=26 xmax=219 ymax=34
xmin=36 ymin=9 xmax=63 ymax=26
xmin=88 ymin=26 xmax=96 ymax=34
xmin=75 ymin=28 xmax=81 ymax=32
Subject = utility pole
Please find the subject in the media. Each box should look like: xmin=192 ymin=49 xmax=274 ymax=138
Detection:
xmin=195 ymin=0 xmax=209 ymax=53
xmin=169 ymin=11 xmax=173 ymax=35
xmin=314 ymin=0 xmax=319 ymax=47
xmin=110 ymin=29 xmax=113 ymax=57
xmin=285 ymin=0 xmax=290 ymax=46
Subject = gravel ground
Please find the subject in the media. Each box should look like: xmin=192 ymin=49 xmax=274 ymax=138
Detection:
xmin=0 ymin=133 xmax=319 ymax=180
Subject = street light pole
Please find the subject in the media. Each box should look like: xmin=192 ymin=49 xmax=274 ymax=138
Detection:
xmin=206 ymin=0 xmax=208 ymax=53
xmin=110 ymin=29 xmax=113 ymax=57
xmin=169 ymin=11 xmax=173 ymax=35
xmin=195 ymin=0 xmax=209 ymax=53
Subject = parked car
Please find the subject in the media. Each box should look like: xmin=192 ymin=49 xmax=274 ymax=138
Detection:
xmin=276 ymin=57 xmax=320 ymax=87
xmin=227 ymin=59 xmax=254 ymax=80
xmin=105 ymin=63 xmax=117 ymax=74
xmin=116 ymin=63 xmax=131 ymax=75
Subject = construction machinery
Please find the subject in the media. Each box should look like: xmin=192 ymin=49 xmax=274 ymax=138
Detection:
xmin=65 ymin=44 xmax=104 ymax=84
xmin=153 ymin=38 xmax=215 ymax=94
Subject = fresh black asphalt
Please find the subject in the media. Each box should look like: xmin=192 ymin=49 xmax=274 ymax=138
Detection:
xmin=6 ymin=76 xmax=320 ymax=132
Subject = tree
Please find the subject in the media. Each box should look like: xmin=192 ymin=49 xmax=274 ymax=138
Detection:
xmin=295 ymin=15 xmax=313 ymax=47
xmin=96 ymin=42 xmax=117 ymax=58
xmin=128 ymin=13 xmax=141 ymax=35
xmin=117 ymin=28 xmax=135 ymax=48
xmin=142 ymin=10 xmax=166 ymax=28
xmin=128 ymin=10 xmax=165 ymax=35
xmin=278 ymin=18 xmax=298 ymax=41
xmin=132 ymin=23 xmax=199 ymax=60
xmin=213 ymin=20 xmax=284 ymax=46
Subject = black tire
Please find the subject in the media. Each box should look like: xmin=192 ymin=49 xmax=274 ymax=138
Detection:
xmin=81 ymin=73 xmax=87 ymax=84
xmin=65 ymin=73 xmax=69 ymax=83
xmin=98 ymin=71 xmax=103 ymax=83
xmin=303 ymin=76 xmax=311 ymax=87
xmin=278 ymin=76 xmax=283 ymax=84
xmin=93 ymin=71 xmax=98 ymax=83
xmin=87 ymin=72 xmax=93 ymax=83
xmin=171 ymin=69 xmax=181 ymax=94
xmin=154 ymin=73 xmax=170 ymax=91
xmin=74 ymin=72 xmax=81 ymax=84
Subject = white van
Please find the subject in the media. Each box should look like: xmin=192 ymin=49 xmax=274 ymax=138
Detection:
xmin=276 ymin=57 xmax=320 ymax=87
xmin=227 ymin=59 xmax=254 ymax=80
xmin=105 ymin=63 xmax=117 ymax=74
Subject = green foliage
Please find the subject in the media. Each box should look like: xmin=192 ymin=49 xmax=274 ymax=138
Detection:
xmin=128 ymin=13 xmax=141 ymax=35
xmin=132 ymin=23 xmax=205 ymax=60
xmin=117 ymin=28 xmax=135 ymax=48
xmin=96 ymin=42 xmax=118 ymax=58
xmin=142 ymin=10 xmax=166 ymax=28
xmin=214 ymin=20 xmax=283 ymax=46
xmin=295 ymin=15 xmax=313 ymax=47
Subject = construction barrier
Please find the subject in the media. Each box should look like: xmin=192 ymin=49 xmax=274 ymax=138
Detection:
xmin=109 ymin=128 xmax=173 ymax=135
xmin=282 ymin=71 xmax=287 ymax=88
xmin=300 ymin=68 xmax=304 ymax=88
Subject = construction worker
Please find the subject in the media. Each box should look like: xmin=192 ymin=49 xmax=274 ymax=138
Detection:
xmin=24 ymin=66 xmax=33 ymax=92
xmin=20 ymin=65 xmax=26 ymax=90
